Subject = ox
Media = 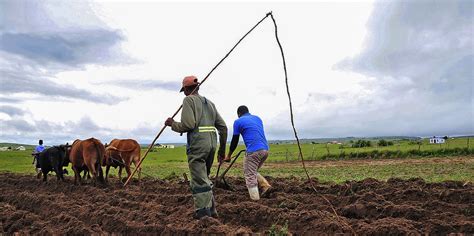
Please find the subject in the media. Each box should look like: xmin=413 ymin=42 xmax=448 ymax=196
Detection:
xmin=104 ymin=139 xmax=141 ymax=182
xmin=66 ymin=144 xmax=91 ymax=180
xmin=69 ymin=138 xmax=105 ymax=185
xmin=38 ymin=144 xmax=70 ymax=182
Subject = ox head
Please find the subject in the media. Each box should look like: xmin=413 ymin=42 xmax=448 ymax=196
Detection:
xmin=58 ymin=142 xmax=72 ymax=166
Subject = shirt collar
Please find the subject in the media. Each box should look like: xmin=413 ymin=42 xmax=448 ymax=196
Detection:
xmin=241 ymin=112 xmax=251 ymax=117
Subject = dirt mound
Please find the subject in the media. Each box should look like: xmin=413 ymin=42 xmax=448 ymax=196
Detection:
xmin=0 ymin=173 xmax=472 ymax=234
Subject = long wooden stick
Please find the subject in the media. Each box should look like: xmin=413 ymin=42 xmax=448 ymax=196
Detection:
xmin=123 ymin=12 xmax=272 ymax=187
xmin=123 ymin=107 xmax=181 ymax=186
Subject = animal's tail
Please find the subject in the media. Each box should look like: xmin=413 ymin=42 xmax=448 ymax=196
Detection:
xmin=91 ymin=139 xmax=105 ymax=182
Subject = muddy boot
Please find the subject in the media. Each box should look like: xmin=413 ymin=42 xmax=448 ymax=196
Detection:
xmin=257 ymin=173 xmax=272 ymax=197
xmin=248 ymin=186 xmax=260 ymax=200
xmin=210 ymin=196 xmax=218 ymax=218
xmin=193 ymin=208 xmax=211 ymax=220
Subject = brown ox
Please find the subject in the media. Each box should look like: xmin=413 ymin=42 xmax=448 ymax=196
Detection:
xmin=104 ymin=139 xmax=141 ymax=182
xmin=69 ymin=138 xmax=105 ymax=185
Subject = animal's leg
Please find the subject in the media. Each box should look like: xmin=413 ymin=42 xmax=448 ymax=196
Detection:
xmin=105 ymin=165 xmax=111 ymax=183
xmin=97 ymin=163 xmax=104 ymax=183
xmin=118 ymin=166 xmax=123 ymax=182
xmin=52 ymin=162 xmax=64 ymax=181
xmin=125 ymin=160 xmax=132 ymax=182
xmin=89 ymin=163 xmax=98 ymax=186
xmin=73 ymin=166 xmax=80 ymax=185
xmin=82 ymin=169 xmax=90 ymax=180
xmin=134 ymin=158 xmax=141 ymax=181
xmin=42 ymin=169 xmax=48 ymax=182
xmin=58 ymin=166 xmax=64 ymax=181
xmin=54 ymin=166 xmax=61 ymax=181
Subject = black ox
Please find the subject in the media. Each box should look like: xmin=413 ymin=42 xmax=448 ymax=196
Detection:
xmin=38 ymin=145 xmax=70 ymax=182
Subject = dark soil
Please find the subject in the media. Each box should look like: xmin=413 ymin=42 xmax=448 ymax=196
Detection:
xmin=0 ymin=173 xmax=472 ymax=235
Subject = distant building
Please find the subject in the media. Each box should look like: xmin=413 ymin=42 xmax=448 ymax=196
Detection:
xmin=15 ymin=146 xmax=26 ymax=151
xmin=0 ymin=147 xmax=10 ymax=151
xmin=328 ymin=141 xmax=342 ymax=145
xmin=429 ymin=137 xmax=445 ymax=144
xmin=155 ymin=144 xmax=175 ymax=149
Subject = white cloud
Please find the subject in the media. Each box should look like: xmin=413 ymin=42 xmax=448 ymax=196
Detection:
xmin=323 ymin=0 xmax=473 ymax=137
xmin=2 ymin=0 xmax=471 ymax=145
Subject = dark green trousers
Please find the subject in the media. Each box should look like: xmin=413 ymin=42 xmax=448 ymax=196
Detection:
xmin=188 ymin=148 xmax=215 ymax=211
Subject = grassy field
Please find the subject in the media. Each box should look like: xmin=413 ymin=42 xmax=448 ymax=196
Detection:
xmin=0 ymin=137 xmax=472 ymax=183
xmin=268 ymin=137 xmax=473 ymax=161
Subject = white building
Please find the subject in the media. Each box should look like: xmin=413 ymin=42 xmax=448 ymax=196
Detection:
xmin=15 ymin=146 xmax=26 ymax=151
xmin=429 ymin=137 xmax=445 ymax=144
xmin=156 ymin=144 xmax=175 ymax=149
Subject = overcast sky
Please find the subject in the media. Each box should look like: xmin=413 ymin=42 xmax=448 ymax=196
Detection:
xmin=0 ymin=0 xmax=472 ymax=145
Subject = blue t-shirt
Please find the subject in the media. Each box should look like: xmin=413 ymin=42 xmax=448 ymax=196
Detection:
xmin=233 ymin=113 xmax=269 ymax=152
xmin=34 ymin=145 xmax=45 ymax=153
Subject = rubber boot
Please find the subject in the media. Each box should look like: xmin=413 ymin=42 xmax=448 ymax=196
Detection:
xmin=193 ymin=208 xmax=211 ymax=220
xmin=248 ymin=186 xmax=260 ymax=200
xmin=257 ymin=173 xmax=272 ymax=197
xmin=210 ymin=195 xmax=218 ymax=218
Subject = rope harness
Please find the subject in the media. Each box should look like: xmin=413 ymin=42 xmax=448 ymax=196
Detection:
xmin=123 ymin=12 xmax=355 ymax=234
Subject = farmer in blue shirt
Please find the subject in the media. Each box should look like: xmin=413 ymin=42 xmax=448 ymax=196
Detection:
xmin=34 ymin=140 xmax=45 ymax=153
xmin=225 ymin=105 xmax=271 ymax=200
xmin=32 ymin=139 xmax=45 ymax=178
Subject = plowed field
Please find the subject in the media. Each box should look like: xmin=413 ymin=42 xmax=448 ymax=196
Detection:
xmin=1 ymin=173 xmax=473 ymax=234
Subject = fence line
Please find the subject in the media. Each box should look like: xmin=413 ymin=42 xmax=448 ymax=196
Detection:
xmin=265 ymin=139 xmax=474 ymax=163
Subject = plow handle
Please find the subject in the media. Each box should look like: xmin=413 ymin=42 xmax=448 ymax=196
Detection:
xmin=219 ymin=150 xmax=246 ymax=178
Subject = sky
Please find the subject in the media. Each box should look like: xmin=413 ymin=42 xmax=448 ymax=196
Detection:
xmin=0 ymin=0 xmax=473 ymax=145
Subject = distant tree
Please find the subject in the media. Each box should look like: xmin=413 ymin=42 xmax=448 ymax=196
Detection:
xmin=365 ymin=140 xmax=372 ymax=147
xmin=378 ymin=139 xmax=394 ymax=147
xmin=352 ymin=139 xmax=372 ymax=148
xmin=378 ymin=139 xmax=388 ymax=146
xmin=352 ymin=140 xmax=360 ymax=148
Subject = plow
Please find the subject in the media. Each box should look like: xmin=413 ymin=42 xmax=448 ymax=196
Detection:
xmin=214 ymin=150 xmax=246 ymax=190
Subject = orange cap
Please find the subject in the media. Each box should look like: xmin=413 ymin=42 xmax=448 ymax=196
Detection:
xmin=180 ymin=75 xmax=199 ymax=92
